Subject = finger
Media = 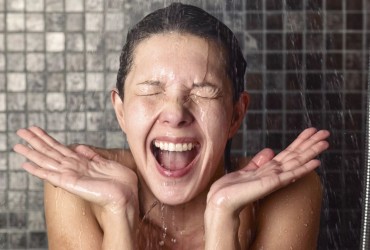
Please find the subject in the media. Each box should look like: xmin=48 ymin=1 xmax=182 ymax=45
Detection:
xmin=277 ymin=159 xmax=321 ymax=185
xmin=243 ymin=148 xmax=275 ymax=171
xmin=28 ymin=126 xmax=76 ymax=157
xmin=14 ymin=143 xmax=60 ymax=171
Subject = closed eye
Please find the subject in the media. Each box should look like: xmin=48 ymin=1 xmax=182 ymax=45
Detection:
xmin=191 ymin=82 xmax=223 ymax=99
xmin=135 ymin=80 xmax=164 ymax=96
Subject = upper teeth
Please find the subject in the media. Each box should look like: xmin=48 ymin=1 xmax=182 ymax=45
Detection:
xmin=154 ymin=140 xmax=195 ymax=152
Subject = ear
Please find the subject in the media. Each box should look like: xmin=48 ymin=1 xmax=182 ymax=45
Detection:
xmin=228 ymin=91 xmax=249 ymax=138
xmin=111 ymin=89 xmax=126 ymax=133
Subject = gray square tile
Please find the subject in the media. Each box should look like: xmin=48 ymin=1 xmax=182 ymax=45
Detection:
xmin=46 ymin=32 xmax=65 ymax=52
xmin=85 ymin=131 xmax=105 ymax=146
xmin=26 ymin=33 xmax=45 ymax=51
xmin=105 ymin=13 xmax=124 ymax=31
xmin=26 ymin=0 xmax=44 ymax=11
xmin=87 ymin=111 xmax=104 ymax=130
xmin=46 ymin=92 xmax=66 ymax=111
xmin=28 ymin=112 xmax=45 ymax=127
xmin=26 ymin=53 xmax=45 ymax=72
xmin=0 ymin=93 xmax=4 ymax=111
xmin=7 ymin=33 xmax=25 ymax=51
xmin=27 ymin=72 xmax=45 ymax=92
xmin=66 ymin=93 xmax=84 ymax=111
xmin=45 ymin=0 xmax=63 ymax=12
xmin=0 ymin=171 xmax=6 ymax=189
xmin=27 ymin=211 xmax=45 ymax=231
xmin=46 ymin=52 xmax=64 ymax=71
xmin=47 ymin=112 xmax=66 ymax=131
xmin=7 ymin=53 xmax=25 ymax=71
xmin=0 ymin=133 xmax=5 ymax=151
xmin=7 ymin=0 xmax=25 ymax=11
xmin=0 ymin=73 xmax=4 ymax=91
xmin=7 ymin=73 xmax=26 ymax=91
xmin=66 ymin=0 xmax=83 ymax=12
xmin=0 ymin=34 xmax=5 ymax=51
xmin=86 ymin=53 xmax=104 ymax=71
xmin=8 ymin=191 xmax=26 ymax=210
xmin=86 ymin=73 xmax=104 ymax=91
xmin=48 ymin=131 xmax=66 ymax=144
xmin=105 ymin=32 xmax=124 ymax=51
xmin=26 ymin=13 xmax=44 ymax=31
xmin=66 ymin=33 xmax=84 ymax=51
xmin=46 ymin=13 xmax=65 ymax=31
xmin=67 ymin=112 xmax=86 ymax=130
xmin=8 ymin=152 xmax=25 ymax=170
xmin=9 ymin=171 xmax=27 ymax=190
xmin=28 ymin=93 xmax=46 ymax=111
xmin=0 ymin=113 xmax=5 ymax=131
xmin=66 ymin=13 xmax=83 ymax=31
xmin=105 ymin=52 xmax=119 ymax=72
xmin=7 ymin=112 xmax=26 ymax=129
xmin=7 ymin=93 xmax=26 ymax=111
xmin=0 ymin=53 xmax=4 ymax=71
xmin=66 ymin=131 xmax=85 ymax=144
xmin=66 ymin=73 xmax=85 ymax=91
xmin=28 ymin=175 xmax=43 ymax=191
xmin=6 ymin=13 xmax=25 ymax=31
xmin=0 ymin=14 xmax=5 ymax=31
xmin=85 ymin=91 xmax=104 ymax=111
xmin=9 ymin=213 xmax=26 ymax=228
xmin=86 ymin=0 xmax=104 ymax=11
xmin=86 ymin=32 xmax=103 ymax=51
xmin=28 ymin=192 xmax=44 ymax=210
xmin=66 ymin=53 xmax=85 ymax=71
xmin=106 ymin=131 xmax=127 ymax=148
xmin=46 ymin=73 xmax=65 ymax=91
xmin=85 ymin=13 xmax=103 ymax=31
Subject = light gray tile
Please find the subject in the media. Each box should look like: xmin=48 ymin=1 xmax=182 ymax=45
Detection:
xmin=48 ymin=131 xmax=66 ymax=144
xmin=7 ymin=0 xmax=24 ymax=11
xmin=67 ymin=112 xmax=85 ymax=130
xmin=86 ymin=32 xmax=104 ymax=52
xmin=7 ymin=93 xmax=26 ymax=111
xmin=45 ymin=0 xmax=63 ymax=12
xmin=7 ymin=34 xmax=25 ymax=51
xmin=0 ymin=133 xmax=5 ymax=150
xmin=106 ymin=131 xmax=127 ymax=148
xmin=0 ymin=34 xmax=4 ymax=51
xmin=104 ymin=32 xmax=123 ymax=51
xmin=66 ymin=73 xmax=85 ymax=91
xmin=26 ymin=13 xmax=45 ymax=32
xmin=66 ymin=53 xmax=84 ymax=71
xmin=7 ymin=53 xmax=25 ymax=71
xmin=66 ymin=13 xmax=83 ymax=31
xmin=86 ymin=53 xmax=104 ymax=71
xmin=27 ymin=211 xmax=45 ymax=231
xmin=46 ymin=112 xmax=66 ymax=131
xmin=28 ymin=176 xmax=43 ymax=191
xmin=46 ymin=32 xmax=65 ymax=52
xmin=0 ymin=93 xmax=4 ymax=111
xmin=85 ymin=92 xmax=104 ymax=111
xmin=86 ymin=0 xmax=104 ymax=11
xmin=28 ymin=192 xmax=44 ymax=210
xmin=0 ymin=14 xmax=5 ymax=31
xmin=0 ymin=113 xmax=5 ymax=131
xmin=26 ymin=33 xmax=45 ymax=52
xmin=105 ymin=13 xmax=124 ymax=31
xmin=46 ymin=92 xmax=66 ymax=111
xmin=7 ymin=112 xmax=26 ymax=129
xmin=66 ymin=0 xmax=83 ymax=12
xmin=0 ymin=152 xmax=6 ymax=170
xmin=66 ymin=33 xmax=84 ymax=51
xmin=9 ymin=171 xmax=27 ymax=190
xmin=85 ymin=13 xmax=103 ymax=31
xmin=0 ymin=171 xmax=7 ymax=189
xmin=0 ymin=53 xmax=5 ymax=71
xmin=0 ymin=74 xmax=4 ymax=90
xmin=105 ymin=52 xmax=119 ymax=72
xmin=7 ymin=73 xmax=26 ymax=91
xmin=87 ymin=111 xmax=104 ymax=130
xmin=46 ymin=73 xmax=65 ymax=91
xmin=27 ymin=93 xmax=46 ymax=111
xmin=86 ymin=73 xmax=104 ymax=91
xmin=26 ymin=0 xmax=44 ymax=11
xmin=6 ymin=13 xmax=25 ymax=31
xmin=27 ymin=53 xmax=45 ymax=72
xmin=66 ymin=131 xmax=85 ymax=144
xmin=8 ymin=191 xmax=26 ymax=210
xmin=28 ymin=112 xmax=45 ymax=127
xmin=66 ymin=93 xmax=84 ymax=111
xmin=46 ymin=52 xmax=64 ymax=71
xmin=86 ymin=131 xmax=105 ymax=146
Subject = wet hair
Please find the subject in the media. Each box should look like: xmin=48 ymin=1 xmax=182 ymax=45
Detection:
xmin=116 ymin=2 xmax=247 ymax=172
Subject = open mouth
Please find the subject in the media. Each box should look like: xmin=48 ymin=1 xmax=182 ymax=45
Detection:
xmin=151 ymin=139 xmax=200 ymax=175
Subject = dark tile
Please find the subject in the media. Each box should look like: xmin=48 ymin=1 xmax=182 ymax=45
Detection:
xmin=0 ymin=213 xmax=6 ymax=228
xmin=343 ymin=153 xmax=363 ymax=171
xmin=225 ymin=0 xmax=243 ymax=11
xmin=246 ymin=13 xmax=263 ymax=30
xmin=306 ymin=12 xmax=323 ymax=30
xmin=245 ymin=0 xmax=262 ymax=10
xmin=286 ymin=33 xmax=303 ymax=50
xmin=245 ymin=113 xmax=262 ymax=130
xmin=346 ymin=13 xmax=363 ymax=30
xmin=345 ymin=72 xmax=363 ymax=90
xmin=327 ymin=112 xmax=343 ymax=130
xmin=266 ymin=73 xmax=283 ymax=90
xmin=248 ymin=93 xmax=263 ymax=110
xmin=306 ymin=93 xmax=323 ymax=110
xmin=266 ymin=53 xmax=283 ymax=70
xmin=344 ymin=112 xmax=363 ymax=130
xmin=326 ymin=0 xmax=342 ymax=10
xmin=85 ymin=91 xmax=105 ymax=111
xmin=286 ymin=0 xmax=303 ymax=10
xmin=266 ymin=113 xmax=282 ymax=130
xmin=27 ymin=72 xmax=45 ymax=92
xmin=246 ymin=73 xmax=263 ymax=90
xmin=9 ymin=233 xmax=26 ymax=249
xmin=0 ymin=233 xmax=7 ymax=249
xmin=286 ymin=73 xmax=303 ymax=90
xmin=266 ymin=93 xmax=282 ymax=110
xmin=9 ymin=213 xmax=26 ymax=229
xmin=45 ymin=13 xmax=65 ymax=32
xmin=306 ymin=33 xmax=323 ymax=50
xmin=345 ymin=93 xmax=363 ymax=110
xmin=326 ymin=53 xmax=342 ymax=70
xmin=306 ymin=0 xmax=323 ymax=10
xmin=266 ymin=0 xmax=282 ymax=10
xmin=286 ymin=93 xmax=304 ymax=110
xmin=266 ymin=132 xmax=283 ymax=150
xmin=266 ymin=33 xmax=282 ymax=50
xmin=345 ymin=53 xmax=362 ymax=70
xmin=326 ymin=33 xmax=343 ymax=50
xmin=326 ymin=12 xmax=343 ymax=30
xmin=286 ymin=113 xmax=305 ymax=129
xmin=266 ymin=13 xmax=283 ymax=30
xmin=29 ymin=232 xmax=48 ymax=248
xmin=306 ymin=73 xmax=323 ymax=90
xmin=346 ymin=0 xmax=362 ymax=10
xmin=326 ymin=73 xmax=344 ymax=91
xmin=325 ymin=93 xmax=343 ymax=110
xmin=306 ymin=53 xmax=323 ymax=70
xmin=245 ymin=131 xmax=263 ymax=152
xmin=324 ymin=172 xmax=342 ymax=190
xmin=322 ymin=153 xmax=342 ymax=172
xmin=346 ymin=33 xmax=363 ymax=50
xmin=245 ymin=53 xmax=263 ymax=71
xmin=286 ymin=53 xmax=303 ymax=70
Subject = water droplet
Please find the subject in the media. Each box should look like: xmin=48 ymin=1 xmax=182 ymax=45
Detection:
xmin=159 ymin=240 xmax=164 ymax=246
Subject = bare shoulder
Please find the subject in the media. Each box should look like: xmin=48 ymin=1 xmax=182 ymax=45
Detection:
xmin=252 ymin=171 xmax=323 ymax=249
xmin=44 ymin=182 xmax=103 ymax=250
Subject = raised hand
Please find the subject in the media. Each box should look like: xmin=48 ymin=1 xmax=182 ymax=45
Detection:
xmin=13 ymin=126 xmax=138 ymax=214
xmin=206 ymin=127 xmax=330 ymax=212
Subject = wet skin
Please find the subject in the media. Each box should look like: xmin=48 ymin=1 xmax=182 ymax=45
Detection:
xmin=13 ymin=32 xmax=330 ymax=249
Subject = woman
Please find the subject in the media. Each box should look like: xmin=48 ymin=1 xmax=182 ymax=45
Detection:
xmin=13 ymin=3 xmax=329 ymax=249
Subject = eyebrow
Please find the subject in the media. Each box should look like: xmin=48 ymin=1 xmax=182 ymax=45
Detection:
xmin=137 ymin=80 xmax=162 ymax=86
xmin=193 ymin=82 xmax=219 ymax=88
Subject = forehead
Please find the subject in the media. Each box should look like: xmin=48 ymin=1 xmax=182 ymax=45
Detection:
xmin=127 ymin=32 xmax=229 ymax=85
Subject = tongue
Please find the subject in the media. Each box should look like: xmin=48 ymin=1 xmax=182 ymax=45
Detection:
xmin=157 ymin=150 xmax=197 ymax=171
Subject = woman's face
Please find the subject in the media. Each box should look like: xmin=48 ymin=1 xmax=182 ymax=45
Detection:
xmin=113 ymin=32 xmax=245 ymax=205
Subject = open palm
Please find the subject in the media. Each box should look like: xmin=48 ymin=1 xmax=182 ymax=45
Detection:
xmin=13 ymin=126 xmax=138 ymax=214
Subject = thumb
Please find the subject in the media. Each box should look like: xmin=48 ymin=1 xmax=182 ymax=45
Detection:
xmin=243 ymin=148 xmax=275 ymax=171
xmin=74 ymin=145 xmax=104 ymax=162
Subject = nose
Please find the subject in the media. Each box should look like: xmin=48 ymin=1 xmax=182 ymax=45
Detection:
xmin=157 ymin=96 xmax=194 ymax=128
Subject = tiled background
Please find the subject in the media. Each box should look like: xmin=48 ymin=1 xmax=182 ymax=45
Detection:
xmin=0 ymin=0 xmax=367 ymax=249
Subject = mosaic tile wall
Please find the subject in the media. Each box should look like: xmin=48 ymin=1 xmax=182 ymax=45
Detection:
xmin=0 ymin=0 xmax=368 ymax=249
